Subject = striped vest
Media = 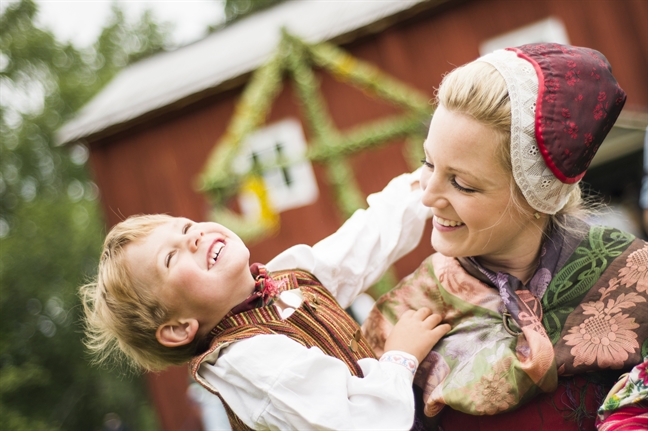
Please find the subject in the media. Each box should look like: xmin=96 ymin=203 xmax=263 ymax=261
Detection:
xmin=190 ymin=269 xmax=375 ymax=431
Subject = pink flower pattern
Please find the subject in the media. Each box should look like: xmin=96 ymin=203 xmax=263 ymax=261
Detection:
xmin=618 ymin=246 xmax=648 ymax=293
xmin=594 ymin=103 xmax=607 ymax=120
xmin=565 ymin=69 xmax=580 ymax=86
xmin=638 ymin=360 xmax=648 ymax=384
xmin=564 ymin=279 xmax=644 ymax=369
xmin=564 ymin=121 xmax=579 ymax=139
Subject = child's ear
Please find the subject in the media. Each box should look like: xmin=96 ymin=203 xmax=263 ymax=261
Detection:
xmin=156 ymin=318 xmax=199 ymax=347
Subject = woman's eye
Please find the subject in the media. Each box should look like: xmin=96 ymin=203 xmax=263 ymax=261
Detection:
xmin=420 ymin=159 xmax=434 ymax=169
xmin=182 ymin=223 xmax=192 ymax=234
xmin=451 ymin=178 xmax=476 ymax=193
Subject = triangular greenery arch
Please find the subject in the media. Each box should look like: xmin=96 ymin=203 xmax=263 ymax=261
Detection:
xmin=198 ymin=30 xmax=433 ymax=242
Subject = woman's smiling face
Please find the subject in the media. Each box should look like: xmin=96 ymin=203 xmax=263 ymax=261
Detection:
xmin=420 ymin=106 xmax=542 ymax=266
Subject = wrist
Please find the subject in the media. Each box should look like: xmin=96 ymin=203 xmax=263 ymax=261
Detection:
xmin=379 ymin=350 xmax=419 ymax=376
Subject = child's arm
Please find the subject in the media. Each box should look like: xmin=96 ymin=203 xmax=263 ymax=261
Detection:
xmin=197 ymin=309 xmax=449 ymax=430
xmin=267 ymin=168 xmax=431 ymax=308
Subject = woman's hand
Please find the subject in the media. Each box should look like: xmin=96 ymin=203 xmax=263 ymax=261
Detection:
xmin=384 ymin=308 xmax=450 ymax=363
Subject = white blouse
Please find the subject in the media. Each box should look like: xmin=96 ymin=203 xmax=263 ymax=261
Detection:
xmin=196 ymin=169 xmax=432 ymax=430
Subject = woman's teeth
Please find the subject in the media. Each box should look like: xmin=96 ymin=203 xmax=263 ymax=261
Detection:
xmin=435 ymin=216 xmax=464 ymax=227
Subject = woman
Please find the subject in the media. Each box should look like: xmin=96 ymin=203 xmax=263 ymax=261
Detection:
xmin=362 ymin=43 xmax=648 ymax=430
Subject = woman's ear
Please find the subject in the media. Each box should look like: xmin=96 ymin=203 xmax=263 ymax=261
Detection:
xmin=156 ymin=318 xmax=199 ymax=347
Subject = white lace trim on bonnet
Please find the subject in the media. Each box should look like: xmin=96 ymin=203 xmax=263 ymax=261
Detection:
xmin=478 ymin=49 xmax=577 ymax=215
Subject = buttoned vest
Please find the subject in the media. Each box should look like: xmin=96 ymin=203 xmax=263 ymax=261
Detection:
xmin=190 ymin=269 xmax=375 ymax=431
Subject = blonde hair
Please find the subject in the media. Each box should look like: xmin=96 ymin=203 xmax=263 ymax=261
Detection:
xmin=80 ymin=214 xmax=204 ymax=372
xmin=435 ymin=60 xmax=590 ymax=232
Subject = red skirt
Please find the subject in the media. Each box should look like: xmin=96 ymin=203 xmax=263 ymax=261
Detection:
xmin=416 ymin=376 xmax=607 ymax=431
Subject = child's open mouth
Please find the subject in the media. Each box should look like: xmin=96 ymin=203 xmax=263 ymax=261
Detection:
xmin=208 ymin=241 xmax=225 ymax=269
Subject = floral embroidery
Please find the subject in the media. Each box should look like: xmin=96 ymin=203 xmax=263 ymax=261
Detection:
xmin=564 ymin=278 xmax=645 ymax=368
xmin=618 ymin=246 xmax=648 ymax=292
xmin=591 ymin=67 xmax=601 ymax=80
xmin=546 ymin=78 xmax=560 ymax=92
xmin=470 ymin=356 xmax=516 ymax=414
xmin=380 ymin=352 xmax=417 ymax=376
xmin=594 ymin=103 xmax=607 ymax=120
xmin=565 ymin=69 xmax=580 ymax=86
xmin=564 ymin=121 xmax=579 ymax=139
xmin=584 ymin=133 xmax=593 ymax=146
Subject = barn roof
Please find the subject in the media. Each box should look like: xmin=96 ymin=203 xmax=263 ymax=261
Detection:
xmin=56 ymin=0 xmax=438 ymax=145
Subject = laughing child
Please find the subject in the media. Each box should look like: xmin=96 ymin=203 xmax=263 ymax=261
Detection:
xmin=81 ymin=169 xmax=450 ymax=430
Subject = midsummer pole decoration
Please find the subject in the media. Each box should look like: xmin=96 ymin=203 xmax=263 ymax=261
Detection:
xmin=199 ymin=30 xmax=433 ymax=243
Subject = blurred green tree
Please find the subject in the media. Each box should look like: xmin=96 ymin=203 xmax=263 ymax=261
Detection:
xmin=0 ymin=1 xmax=172 ymax=429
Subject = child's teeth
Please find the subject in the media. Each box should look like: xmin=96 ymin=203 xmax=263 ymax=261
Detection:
xmin=211 ymin=242 xmax=224 ymax=262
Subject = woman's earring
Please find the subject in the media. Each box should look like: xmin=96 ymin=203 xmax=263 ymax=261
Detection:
xmin=534 ymin=212 xmax=541 ymax=219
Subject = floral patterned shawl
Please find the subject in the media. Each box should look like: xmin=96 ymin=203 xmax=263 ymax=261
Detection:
xmin=362 ymin=222 xmax=648 ymax=419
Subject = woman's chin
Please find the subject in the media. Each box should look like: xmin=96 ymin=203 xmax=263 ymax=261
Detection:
xmin=432 ymin=239 xmax=456 ymax=257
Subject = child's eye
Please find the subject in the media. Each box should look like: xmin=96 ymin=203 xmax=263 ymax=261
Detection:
xmin=182 ymin=223 xmax=192 ymax=234
xmin=420 ymin=159 xmax=434 ymax=170
xmin=165 ymin=251 xmax=176 ymax=268
xmin=451 ymin=178 xmax=476 ymax=193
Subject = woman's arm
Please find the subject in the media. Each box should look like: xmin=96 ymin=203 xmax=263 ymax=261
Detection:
xmin=267 ymin=168 xmax=431 ymax=308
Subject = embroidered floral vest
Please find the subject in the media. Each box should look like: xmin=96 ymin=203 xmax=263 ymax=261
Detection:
xmin=363 ymin=225 xmax=648 ymax=420
xmin=190 ymin=269 xmax=375 ymax=431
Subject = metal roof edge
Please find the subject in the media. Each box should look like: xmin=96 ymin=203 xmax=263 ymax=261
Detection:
xmin=55 ymin=0 xmax=449 ymax=146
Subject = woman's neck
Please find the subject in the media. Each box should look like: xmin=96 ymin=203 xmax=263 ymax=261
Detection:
xmin=475 ymin=229 xmax=545 ymax=284
xmin=476 ymin=253 xmax=540 ymax=284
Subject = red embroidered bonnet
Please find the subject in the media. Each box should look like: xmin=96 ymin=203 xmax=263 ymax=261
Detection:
xmin=479 ymin=43 xmax=626 ymax=214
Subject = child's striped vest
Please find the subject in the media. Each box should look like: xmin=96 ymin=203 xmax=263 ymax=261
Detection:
xmin=190 ymin=269 xmax=376 ymax=431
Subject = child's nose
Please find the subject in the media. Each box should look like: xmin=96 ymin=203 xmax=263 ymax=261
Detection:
xmin=188 ymin=229 xmax=203 ymax=251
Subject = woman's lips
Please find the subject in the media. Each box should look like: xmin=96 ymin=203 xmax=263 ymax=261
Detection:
xmin=433 ymin=216 xmax=465 ymax=232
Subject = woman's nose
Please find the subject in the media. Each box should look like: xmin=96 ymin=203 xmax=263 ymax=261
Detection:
xmin=421 ymin=173 xmax=448 ymax=209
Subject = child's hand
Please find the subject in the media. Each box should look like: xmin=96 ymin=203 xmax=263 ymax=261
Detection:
xmin=384 ymin=308 xmax=450 ymax=364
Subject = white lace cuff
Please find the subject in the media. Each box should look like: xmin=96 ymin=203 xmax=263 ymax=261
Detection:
xmin=379 ymin=351 xmax=418 ymax=376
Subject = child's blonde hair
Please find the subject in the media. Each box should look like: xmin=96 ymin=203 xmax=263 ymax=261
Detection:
xmin=81 ymin=214 xmax=203 ymax=371
xmin=435 ymin=60 xmax=588 ymax=231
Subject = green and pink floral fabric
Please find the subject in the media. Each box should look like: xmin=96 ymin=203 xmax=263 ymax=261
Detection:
xmin=362 ymin=224 xmax=648 ymax=419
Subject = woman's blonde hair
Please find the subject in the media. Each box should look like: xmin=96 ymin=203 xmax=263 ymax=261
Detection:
xmin=80 ymin=214 xmax=203 ymax=372
xmin=435 ymin=60 xmax=589 ymax=232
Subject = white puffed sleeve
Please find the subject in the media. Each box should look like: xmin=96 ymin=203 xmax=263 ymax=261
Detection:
xmin=198 ymin=334 xmax=418 ymax=431
xmin=266 ymin=168 xmax=431 ymax=308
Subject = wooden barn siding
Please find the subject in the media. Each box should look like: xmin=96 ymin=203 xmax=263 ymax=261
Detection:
xmin=86 ymin=1 xmax=647 ymax=430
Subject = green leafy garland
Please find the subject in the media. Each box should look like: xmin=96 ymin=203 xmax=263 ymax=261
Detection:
xmin=199 ymin=30 xmax=433 ymax=242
